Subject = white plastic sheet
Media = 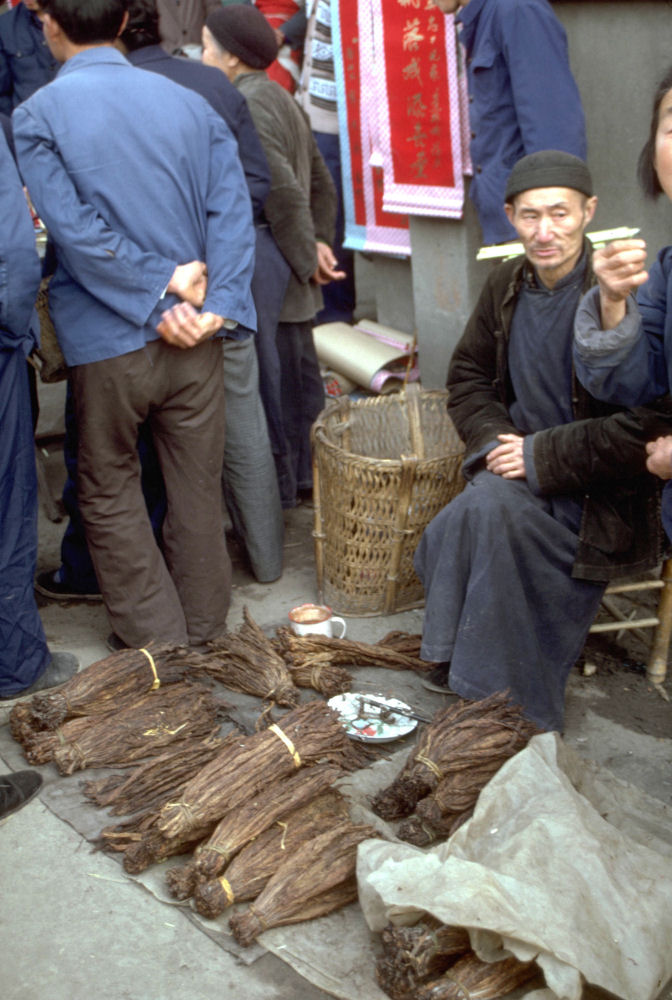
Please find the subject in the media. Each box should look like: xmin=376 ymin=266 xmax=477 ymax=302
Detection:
xmin=357 ymin=733 xmax=672 ymax=1000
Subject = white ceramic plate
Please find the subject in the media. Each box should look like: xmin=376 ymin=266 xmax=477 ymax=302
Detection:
xmin=327 ymin=692 xmax=418 ymax=742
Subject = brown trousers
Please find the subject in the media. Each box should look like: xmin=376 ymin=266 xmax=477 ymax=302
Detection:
xmin=70 ymin=338 xmax=230 ymax=646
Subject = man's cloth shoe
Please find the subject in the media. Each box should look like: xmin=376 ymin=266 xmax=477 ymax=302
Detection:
xmin=35 ymin=569 xmax=102 ymax=602
xmin=0 ymin=652 xmax=79 ymax=701
xmin=107 ymin=633 xmax=129 ymax=653
xmin=420 ymin=662 xmax=454 ymax=694
xmin=0 ymin=770 xmax=43 ymax=820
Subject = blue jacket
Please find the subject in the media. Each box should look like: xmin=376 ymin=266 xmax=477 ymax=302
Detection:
xmin=13 ymin=47 xmax=256 ymax=366
xmin=573 ymin=247 xmax=672 ymax=541
xmin=0 ymin=2 xmax=57 ymax=115
xmin=458 ymin=0 xmax=586 ymax=244
xmin=126 ymin=45 xmax=270 ymax=223
xmin=0 ymin=126 xmax=40 ymax=353
xmin=574 ymin=248 xmax=672 ymax=408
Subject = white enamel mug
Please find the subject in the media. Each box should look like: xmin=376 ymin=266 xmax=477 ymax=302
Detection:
xmin=288 ymin=603 xmax=347 ymax=638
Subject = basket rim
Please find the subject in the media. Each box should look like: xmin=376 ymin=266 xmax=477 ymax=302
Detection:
xmin=312 ymin=390 xmax=464 ymax=467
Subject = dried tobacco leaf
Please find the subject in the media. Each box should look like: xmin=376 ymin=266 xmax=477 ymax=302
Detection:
xmin=52 ymin=682 xmax=221 ymax=775
xmin=196 ymin=608 xmax=299 ymax=706
xmin=416 ymin=952 xmax=537 ymax=1000
xmin=372 ymin=693 xmax=538 ymax=822
xmin=229 ymin=821 xmax=378 ymax=946
xmin=376 ymin=919 xmax=471 ymax=1000
xmin=191 ymin=790 xmax=349 ymax=917
xmin=157 ymin=700 xmax=363 ymax=841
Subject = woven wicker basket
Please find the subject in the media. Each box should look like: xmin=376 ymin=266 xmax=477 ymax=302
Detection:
xmin=311 ymin=385 xmax=465 ymax=616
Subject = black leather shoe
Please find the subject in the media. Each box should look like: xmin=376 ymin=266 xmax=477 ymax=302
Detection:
xmin=107 ymin=633 xmax=129 ymax=653
xmin=35 ymin=569 xmax=102 ymax=602
xmin=420 ymin=662 xmax=454 ymax=694
xmin=0 ymin=770 xmax=43 ymax=820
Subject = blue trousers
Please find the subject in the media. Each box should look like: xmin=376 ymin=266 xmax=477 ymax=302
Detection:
xmin=0 ymin=349 xmax=49 ymax=694
xmin=314 ymin=131 xmax=356 ymax=325
xmin=414 ymin=471 xmax=605 ymax=732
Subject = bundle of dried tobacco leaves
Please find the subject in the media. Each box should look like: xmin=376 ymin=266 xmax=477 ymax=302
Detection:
xmin=101 ymin=807 xmax=218 ymax=875
xmin=193 ymin=762 xmax=341 ymax=883
xmin=375 ymin=632 xmax=423 ymax=657
xmin=50 ymin=682 xmax=221 ymax=775
xmin=196 ymin=608 xmax=299 ymax=706
xmin=97 ymin=731 xmax=242 ymax=873
xmin=396 ymin=810 xmax=473 ymax=847
xmin=9 ymin=701 xmax=44 ymax=747
xmin=157 ymin=700 xmax=366 ymax=841
xmin=287 ymin=660 xmax=352 ymax=697
xmin=229 ymin=820 xmax=378 ymax=947
xmin=29 ymin=643 xmax=193 ymax=730
xmin=376 ymin=919 xmax=471 ymax=1000
xmin=24 ymin=715 xmax=93 ymax=766
xmin=83 ymin=732 xmax=225 ymax=815
xmin=416 ymin=952 xmax=537 ymax=999
xmin=372 ymin=692 xmax=538 ymax=822
xmin=273 ymin=628 xmax=428 ymax=673
xmin=191 ymin=789 xmax=349 ymax=917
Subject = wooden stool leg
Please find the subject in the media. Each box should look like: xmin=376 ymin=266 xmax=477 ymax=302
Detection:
xmin=647 ymin=557 xmax=672 ymax=685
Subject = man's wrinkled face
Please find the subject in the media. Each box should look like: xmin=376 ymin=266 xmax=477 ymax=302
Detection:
xmin=505 ymin=187 xmax=597 ymax=289
xmin=431 ymin=0 xmax=469 ymax=14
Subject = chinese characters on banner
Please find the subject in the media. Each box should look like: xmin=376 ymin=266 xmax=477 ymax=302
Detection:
xmin=333 ymin=0 xmax=470 ymax=256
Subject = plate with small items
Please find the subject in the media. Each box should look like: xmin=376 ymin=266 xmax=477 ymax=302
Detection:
xmin=327 ymin=692 xmax=418 ymax=742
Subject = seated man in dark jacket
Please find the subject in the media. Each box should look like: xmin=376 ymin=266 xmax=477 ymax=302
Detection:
xmin=415 ymin=151 xmax=672 ymax=732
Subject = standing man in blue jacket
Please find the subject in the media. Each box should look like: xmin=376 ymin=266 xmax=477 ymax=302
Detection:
xmin=13 ymin=0 xmax=256 ymax=650
xmin=36 ymin=0 xmax=287 ymax=595
xmin=433 ymin=0 xmax=587 ymax=245
xmin=0 ymin=0 xmax=58 ymax=113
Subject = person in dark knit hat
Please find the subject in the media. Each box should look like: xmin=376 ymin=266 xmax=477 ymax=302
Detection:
xmin=412 ymin=150 xmax=672 ymax=733
xmin=203 ymin=3 xmax=344 ymax=506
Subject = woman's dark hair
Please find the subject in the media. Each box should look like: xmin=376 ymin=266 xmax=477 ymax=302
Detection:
xmin=638 ymin=65 xmax=672 ymax=199
xmin=120 ymin=0 xmax=161 ymax=51
xmin=38 ymin=0 xmax=128 ymax=46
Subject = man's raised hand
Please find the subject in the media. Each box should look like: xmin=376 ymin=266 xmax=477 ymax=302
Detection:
xmin=594 ymin=239 xmax=648 ymax=330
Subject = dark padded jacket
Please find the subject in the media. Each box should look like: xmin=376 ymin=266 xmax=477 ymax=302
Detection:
xmin=447 ymin=242 xmax=672 ymax=581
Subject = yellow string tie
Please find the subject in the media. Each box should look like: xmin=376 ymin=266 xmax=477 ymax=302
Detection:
xmin=269 ymin=724 xmax=301 ymax=768
xmin=248 ymin=903 xmax=268 ymax=930
xmin=140 ymin=648 xmax=161 ymax=690
xmin=218 ymin=877 xmax=235 ymax=905
xmin=415 ymin=752 xmax=443 ymax=780
xmin=277 ymin=820 xmax=288 ymax=850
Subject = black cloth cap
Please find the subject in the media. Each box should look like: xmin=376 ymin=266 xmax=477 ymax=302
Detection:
xmin=505 ymin=150 xmax=593 ymax=203
xmin=206 ymin=4 xmax=278 ymax=70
